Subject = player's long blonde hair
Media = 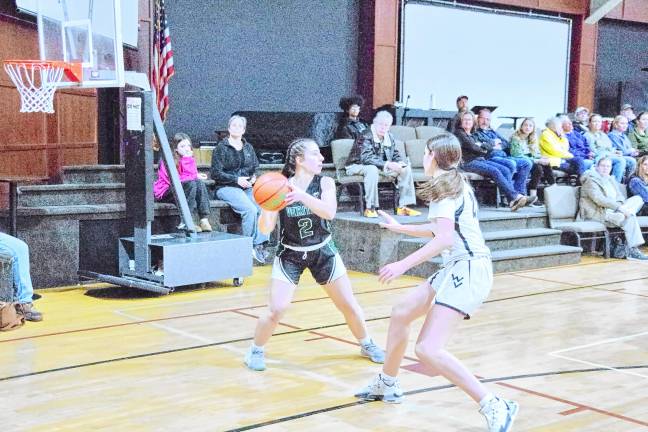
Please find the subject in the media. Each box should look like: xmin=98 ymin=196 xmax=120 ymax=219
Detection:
xmin=417 ymin=133 xmax=465 ymax=202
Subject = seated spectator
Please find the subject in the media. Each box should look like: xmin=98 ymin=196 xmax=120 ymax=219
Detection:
xmin=629 ymin=111 xmax=648 ymax=154
xmin=211 ymin=115 xmax=269 ymax=263
xmin=628 ymin=155 xmax=648 ymax=214
xmin=539 ymin=117 xmax=587 ymax=178
xmin=584 ymin=113 xmax=628 ymax=182
xmin=579 ymin=156 xmax=648 ymax=260
xmin=446 ymin=95 xmax=469 ymax=133
xmin=154 ymin=133 xmax=213 ymax=233
xmin=345 ymin=110 xmax=420 ymax=218
xmin=572 ymin=106 xmax=590 ymax=135
xmin=0 ymin=233 xmax=42 ymax=321
xmin=561 ymin=115 xmax=594 ymax=172
xmin=509 ymin=117 xmax=552 ymax=204
xmin=455 ymin=111 xmax=530 ymax=211
xmin=620 ymin=103 xmax=637 ymax=135
xmin=335 ymin=95 xmax=369 ymax=140
xmin=608 ymin=115 xmax=638 ymax=178
xmin=473 ymin=108 xmax=532 ymax=198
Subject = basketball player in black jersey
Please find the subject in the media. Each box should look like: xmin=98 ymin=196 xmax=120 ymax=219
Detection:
xmin=244 ymin=138 xmax=385 ymax=371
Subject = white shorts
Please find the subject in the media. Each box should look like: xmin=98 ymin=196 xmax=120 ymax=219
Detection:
xmin=427 ymin=256 xmax=492 ymax=320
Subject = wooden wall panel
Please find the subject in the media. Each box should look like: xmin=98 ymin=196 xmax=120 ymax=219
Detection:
xmin=372 ymin=0 xmax=398 ymax=108
xmin=620 ymin=0 xmax=648 ymax=23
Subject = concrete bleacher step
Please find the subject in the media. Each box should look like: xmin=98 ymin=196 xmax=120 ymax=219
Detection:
xmin=63 ymin=165 xmax=125 ymax=184
xmin=398 ymin=228 xmax=562 ymax=255
xmin=18 ymin=183 xmax=125 ymax=207
xmin=402 ymin=244 xmax=582 ymax=278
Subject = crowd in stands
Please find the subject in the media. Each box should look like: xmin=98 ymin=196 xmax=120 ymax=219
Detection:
xmin=150 ymin=94 xmax=648 ymax=261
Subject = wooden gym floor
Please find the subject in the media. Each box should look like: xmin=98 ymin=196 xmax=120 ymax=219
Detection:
xmin=1 ymin=256 xmax=647 ymax=431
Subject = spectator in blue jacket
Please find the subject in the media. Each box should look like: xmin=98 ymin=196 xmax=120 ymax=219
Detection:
xmin=620 ymin=104 xmax=637 ymax=135
xmin=628 ymin=155 xmax=648 ymax=215
xmin=608 ymin=115 xmax=638 ymax=180
xmin=561 ymin=115 xmax=593 ymax=171
xmin=473 ymin=109 xmax=532 ymax=196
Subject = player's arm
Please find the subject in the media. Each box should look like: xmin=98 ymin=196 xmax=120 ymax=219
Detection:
xmin=285 ymin=176 xmax=337 ymax=220
xmin=376 ymin=210 xmax=436 ymax=238
xmin=258 ymin=209 xmax=279 ymax=235
xmin=379 ymin=217 xmax=454 ymax=283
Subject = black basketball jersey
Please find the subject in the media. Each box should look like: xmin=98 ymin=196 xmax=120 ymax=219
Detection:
xmin=279 ymin=175 xmax=332 ymax=247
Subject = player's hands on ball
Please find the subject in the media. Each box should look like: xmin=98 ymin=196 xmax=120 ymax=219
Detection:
xmin=284 ymin=184 xmax=307 ymax=205
xmin=379 ymin=261 xmax=406 ymax=284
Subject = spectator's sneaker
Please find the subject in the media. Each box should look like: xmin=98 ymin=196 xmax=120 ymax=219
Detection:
xmin=480 ymin=396 xmax=519 ymax=432
xmin=360 ymin=340 xmax=385 ymax=363
xmin=509 ymin=195 xmax=527 ymax=212
xmin=525 ymin=195 xmax=539 ymax=207
xmin=396 ymin=207 xmax=421 ymax=216
xmin=16 ymin=303 xmax=43 ymax=322
xmin=252 ymin=245 xmax=266 ymax=264
xmin=626 ymin=247 xmax=648 ymax=261
xmin=396 ymin=206 xmax=422 ymax=216
xmin=199 ymin=218 xmax=213 ymax=232
xmin=355 ymin=374 xmax=403 ymax=403
xmin=364 ymin=208 xmax=379 ymax=218
xmin=244 ymin=346 xmax=266 ymax=371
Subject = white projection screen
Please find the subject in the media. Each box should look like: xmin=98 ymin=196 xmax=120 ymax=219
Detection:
xmin=401 ymin=1 xmax=571 ymax=128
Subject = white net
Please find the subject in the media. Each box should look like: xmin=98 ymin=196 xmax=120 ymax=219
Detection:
xmin=3 ymin=62 xmax=65 ymax=114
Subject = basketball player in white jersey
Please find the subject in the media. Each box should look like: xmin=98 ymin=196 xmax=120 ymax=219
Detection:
xmin=355 ymin=133 xmax=519 ymax=432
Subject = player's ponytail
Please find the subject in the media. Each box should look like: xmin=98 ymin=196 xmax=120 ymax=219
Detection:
xmin=417 ymin=133 xmax=465 ymax=202
xmin=281 ymin=138 xmax=313 ymax=178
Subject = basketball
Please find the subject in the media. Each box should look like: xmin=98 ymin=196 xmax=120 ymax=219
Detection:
xmin=253 ymin=172 xmax=291 ymax=211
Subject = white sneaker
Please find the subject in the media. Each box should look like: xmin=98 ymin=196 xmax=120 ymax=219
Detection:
xmin=354 ymin=373 xmax=403 ymax=403
xmin=480 ymin=396 xmax=519 ymax=432
xmin=360 ymin=340 xmax=385 ymax=363
xmin=244 ymin=346 xmax=266 ymax=371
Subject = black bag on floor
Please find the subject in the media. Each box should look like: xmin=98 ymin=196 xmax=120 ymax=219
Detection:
xmin=610 ymin=235 xmax=627 ymax=259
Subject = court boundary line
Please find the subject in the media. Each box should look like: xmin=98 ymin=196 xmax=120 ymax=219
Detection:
xmin=548 ymin=330 xmax=648 ymax=380
xmin=223 ymin=365 xmax=648 ymax=431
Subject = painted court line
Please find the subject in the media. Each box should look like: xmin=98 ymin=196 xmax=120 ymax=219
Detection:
xmin=113 ymin=309 xmax=355 ymax=391
xmin=549 ymin=330 xmax=648 ymax=380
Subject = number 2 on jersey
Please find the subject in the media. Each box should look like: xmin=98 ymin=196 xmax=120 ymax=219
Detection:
xmin=297 ymin=218 xmax=314 ymax=239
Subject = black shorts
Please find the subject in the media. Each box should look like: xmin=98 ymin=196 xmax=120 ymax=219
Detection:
xmin=271 ymin=241 xmax=346 ymax=286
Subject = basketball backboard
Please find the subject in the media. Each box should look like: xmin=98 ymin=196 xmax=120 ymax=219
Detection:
xmin=16 ymin=0 xmax=125 ymax=88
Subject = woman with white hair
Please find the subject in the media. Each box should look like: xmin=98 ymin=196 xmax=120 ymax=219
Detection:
xmin=539 ymin=116 xmax=586 ymax=177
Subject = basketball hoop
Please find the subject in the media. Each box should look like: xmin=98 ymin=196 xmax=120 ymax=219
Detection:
xmin=3 ymin=60 xmax=82 ymax=114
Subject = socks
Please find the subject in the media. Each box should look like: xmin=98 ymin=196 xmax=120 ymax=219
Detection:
xmin=359 ymin=337 xmax=372 ymax=347
xmin=379 ymin=372 xmax=397 ymax=386
xmin=479 ymin=393 xmax=496 ymax=409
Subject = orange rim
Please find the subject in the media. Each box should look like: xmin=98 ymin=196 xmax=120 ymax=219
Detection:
xmin=3 ymin=60 xmax=82 ymax=82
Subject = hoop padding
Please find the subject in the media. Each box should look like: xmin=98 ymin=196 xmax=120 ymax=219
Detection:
xmin=3 ymin=61 xmax=65 ymax=113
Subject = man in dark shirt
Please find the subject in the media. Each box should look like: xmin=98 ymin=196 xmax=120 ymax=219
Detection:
xmin=446 ymin=95 xmax=469 ymax=133
xmin=335 ymin=95 xmax=369 ymax=140
xmin=562 ymin=115 xmax=594 ymax=171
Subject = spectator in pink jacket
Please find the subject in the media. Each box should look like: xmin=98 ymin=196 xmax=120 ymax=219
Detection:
xmin=154 ymin=133 xmax=213 ymax=232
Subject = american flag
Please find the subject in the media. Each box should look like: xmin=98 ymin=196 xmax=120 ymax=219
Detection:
xmin=152 ymin=0 xmax=174 ymax=121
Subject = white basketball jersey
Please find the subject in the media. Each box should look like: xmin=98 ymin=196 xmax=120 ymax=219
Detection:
xmin=427 ymin=181 xmax=490 ymax=264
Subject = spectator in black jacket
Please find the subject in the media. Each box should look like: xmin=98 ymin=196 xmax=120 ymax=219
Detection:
xmin=335 ymin=95 xmax=369 ymax=140
xmin=454 ymin=111 xmax=529 ymax=211
xmin=210 ymin=115 xmax=269 ymax=263
xmin=345 ymin=110 xmax=420 ymax=218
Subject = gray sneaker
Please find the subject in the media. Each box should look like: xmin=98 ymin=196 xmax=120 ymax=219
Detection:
xmin=626 ymin=247 xmax=648 ymax=261
xmin=360 ymin=340 xmax=385 ymax=364
xmin=355 ymin=373 xmax=403 ymax=403
xmin=244 ymin=346 xmax=266 ymax=371
xmin=252 ymin=245 xmax=266 ymax=264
